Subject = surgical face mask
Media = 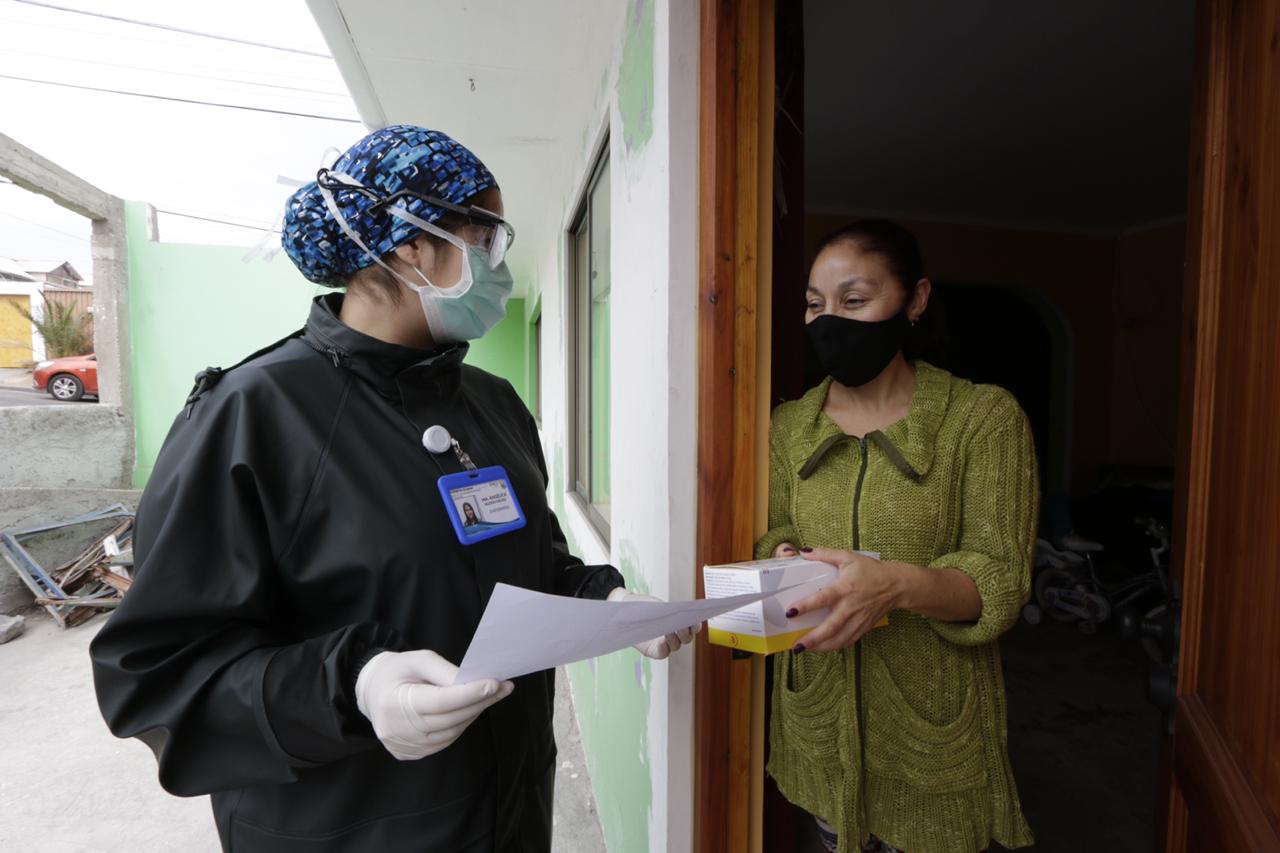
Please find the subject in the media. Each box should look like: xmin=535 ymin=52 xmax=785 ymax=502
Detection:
xmin=806 ymin=311 xmax=910 ymax=388
xmin=317 ymin=174 xmax=513 ymax=344
xmin=392 ymin=209 xmax=514 ymax=344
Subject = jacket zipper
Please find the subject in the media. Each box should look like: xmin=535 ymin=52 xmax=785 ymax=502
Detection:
xmin=853 ymin=436 xmax=870 ymax=835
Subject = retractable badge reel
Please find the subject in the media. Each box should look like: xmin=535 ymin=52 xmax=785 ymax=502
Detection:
xmin=423 ymin=425 xmax=527 ymax=545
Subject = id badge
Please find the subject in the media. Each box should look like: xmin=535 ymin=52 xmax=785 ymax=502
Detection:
xmin=438 ymin=465 xmax=527 ymax=545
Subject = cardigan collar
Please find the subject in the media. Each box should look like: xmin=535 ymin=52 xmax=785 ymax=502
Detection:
xmin=790 ymin=361 xmax=951 ymax=482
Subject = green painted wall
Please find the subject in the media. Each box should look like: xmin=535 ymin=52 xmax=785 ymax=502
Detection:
xmin=547 ymin=442 xmax=655 ymax=853
xmin=527 ymin=299 xmax=542 ymax=422
xmin=461 ymin=297 xmax=528 ymax=404
xmin=617 ymin=0 xmax=655 ymax=155
xmin=567 ymin=539 xmax=654 ymax=852
xmin=125 ymin=200 xmax=529 ymax=485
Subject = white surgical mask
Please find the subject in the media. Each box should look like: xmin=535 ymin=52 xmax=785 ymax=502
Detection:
xmin=317 ymin=174 xmax=514 ymax=343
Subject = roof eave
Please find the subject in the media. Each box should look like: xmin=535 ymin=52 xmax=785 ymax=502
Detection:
xmin=305 ymin=0 xmax=388 ymax=131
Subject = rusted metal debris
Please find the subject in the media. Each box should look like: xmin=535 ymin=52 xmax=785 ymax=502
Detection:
xmin=0 ymin=505 xmax=135 ymax=628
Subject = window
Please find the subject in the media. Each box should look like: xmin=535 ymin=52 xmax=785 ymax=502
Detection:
xmin=568 ymin=149 xmax=611 ymax=538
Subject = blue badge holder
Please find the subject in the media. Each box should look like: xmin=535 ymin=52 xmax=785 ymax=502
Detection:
xmin=437 ymin=465 xmax=527 ymax=545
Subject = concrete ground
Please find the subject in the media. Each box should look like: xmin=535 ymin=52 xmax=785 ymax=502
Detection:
xmin=0 ymin=367 xmax=85 ymax=407
xmin=0 ymin=387 xmax=75 ymax=407
xmin=0 ymin=367 xmax=31 ymax=387
xmin=0 ymin=610 xmax=607 ymax=853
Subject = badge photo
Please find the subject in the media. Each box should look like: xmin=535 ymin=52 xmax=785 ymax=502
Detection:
xmin=437 ymin=465 xmax=527 ymax=545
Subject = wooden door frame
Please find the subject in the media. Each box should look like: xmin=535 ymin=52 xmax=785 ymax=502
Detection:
xmin=1164 ymin=0 xmax=1280 ymax=849
xmin=694 ymin=0 xmax=771 ymax=850
xmin=700 ymin=0 xmax=1280 ymax=848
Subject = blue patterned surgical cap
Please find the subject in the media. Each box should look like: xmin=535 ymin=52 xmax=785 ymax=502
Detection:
xmin=282 ymin=125 xmax=498 ymax=285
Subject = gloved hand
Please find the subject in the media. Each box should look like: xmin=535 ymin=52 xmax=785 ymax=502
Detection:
xmin=355 ymin=649 xmax=514 ymax=761
xmin=607 ymin=587 xmax=702 ymax=660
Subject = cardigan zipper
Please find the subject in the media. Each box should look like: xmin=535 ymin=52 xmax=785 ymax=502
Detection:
xmin=853 ymin=436 xmax=870 ymax=835
xmin=851 ymin=437 xmax=868 ymax=550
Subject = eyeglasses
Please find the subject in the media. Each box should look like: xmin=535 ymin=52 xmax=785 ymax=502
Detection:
xmin=316 ymin=169 xmax=516 ymax=270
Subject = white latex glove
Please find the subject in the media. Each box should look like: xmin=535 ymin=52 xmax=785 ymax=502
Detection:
xmin=355 ymin=649 xmax=514 ymax=761
xmin=607 ymin=587 xmax=702 ymax=660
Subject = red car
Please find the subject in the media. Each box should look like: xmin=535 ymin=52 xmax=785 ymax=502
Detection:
xmin=33 ymin=353 xmax=98 ymax=401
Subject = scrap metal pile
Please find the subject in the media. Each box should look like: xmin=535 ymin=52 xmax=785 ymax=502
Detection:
xmin=0 ymin=505 xmax=135 ymax=628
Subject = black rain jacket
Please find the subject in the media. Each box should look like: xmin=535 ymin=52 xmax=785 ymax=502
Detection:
xmin=90 ymin=294 xmax=623 ymax=852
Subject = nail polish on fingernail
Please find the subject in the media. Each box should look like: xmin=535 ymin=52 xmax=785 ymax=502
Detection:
xmin=800 ymin=547 xmax=813 ymax=553
xmin=793 ymin=643 xmax=806 ymax=653
xmin=785 ymin=608 xmax=798 ymax=618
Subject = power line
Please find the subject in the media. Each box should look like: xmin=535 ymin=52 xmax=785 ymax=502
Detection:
xmin=3 ymin=46 xmax=348 ymax=98
xmin=4 ymin=181 xmax=282 ymax=237
xmin=0 ymin=208 xmax=88 ymax=241
xmin=0 ymin=15 xmax=341 ymax=80
xmin=0 ymin=73 xmax=363 ymax=123
xmin=8 ymin=0 xmax=331 ymax=58
xmin=155 ymin=209 xmax=279 ymax=233
xmin=3 ymin=200 xmax=282 ymax=242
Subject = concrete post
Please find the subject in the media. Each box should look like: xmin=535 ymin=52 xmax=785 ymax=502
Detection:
xmin=0 ymin=133 xmax=135 ymax=610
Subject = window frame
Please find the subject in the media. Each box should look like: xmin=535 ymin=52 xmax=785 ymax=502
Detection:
xmin=566 ymin=141 xmax=612 ymax=542
xmin=531 ymin=304 xmax=542 ymax=426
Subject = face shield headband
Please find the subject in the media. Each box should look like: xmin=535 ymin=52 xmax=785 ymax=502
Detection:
xmin=315 ymin=169 xmax=513 ymax=293
xmin=314 ymin=169 xmax=514 ymax=344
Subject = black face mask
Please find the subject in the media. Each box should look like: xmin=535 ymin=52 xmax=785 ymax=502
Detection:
xmin=806 ymin=311 xmax=910 ymax=388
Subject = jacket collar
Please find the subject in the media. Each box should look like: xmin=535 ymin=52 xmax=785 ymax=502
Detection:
xmin=302 ymin=293 xmax=469 ymax=398
xmin=790 ymin=361 xmax=951 ymax=482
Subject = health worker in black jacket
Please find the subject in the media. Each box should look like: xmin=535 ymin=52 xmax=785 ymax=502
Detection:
xmin=90 ymin=125 xmax=696 ymax=852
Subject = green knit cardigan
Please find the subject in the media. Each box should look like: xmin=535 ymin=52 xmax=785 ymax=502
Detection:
xmin=758 ymin=362 xmax=1038 ymax=853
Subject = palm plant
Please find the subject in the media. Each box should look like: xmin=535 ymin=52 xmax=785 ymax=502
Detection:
xmin=13 ymin=297 xmax=93 ymax=359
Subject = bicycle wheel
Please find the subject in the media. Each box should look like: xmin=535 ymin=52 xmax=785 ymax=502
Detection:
xmin=1141 ymin=604 xmax=1169 ymax=664
xmin=1035 ymin=568 xmax=1081 ymax=622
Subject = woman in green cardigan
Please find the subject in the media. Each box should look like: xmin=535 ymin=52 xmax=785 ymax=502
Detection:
xmin=760 ymin=220 xmax=1037 ymax=853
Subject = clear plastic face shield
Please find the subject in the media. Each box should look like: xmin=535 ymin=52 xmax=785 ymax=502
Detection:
xmin=314 ymin=169 xmax=516 ymax=342
xmin=315 ymin=169 xmax=514 ymax=291
xmin=371 ymin=188 xmax=515 ymax=275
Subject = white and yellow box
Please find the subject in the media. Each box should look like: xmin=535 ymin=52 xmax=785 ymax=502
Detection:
xmin=703 ymin=554 xmax=882 ymax=654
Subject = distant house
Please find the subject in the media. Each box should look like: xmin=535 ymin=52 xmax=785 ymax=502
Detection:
xmin=17 ymin=259 xmax=93 ymax=318
xmin=0 ymin=258 xmax=35 ymax=284
xmin=0 ymin=257 xmax=44 ymax=367
xmin=18 ymin=259 xmax=85 ymax=289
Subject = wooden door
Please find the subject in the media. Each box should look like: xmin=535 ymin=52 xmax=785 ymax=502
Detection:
xmin=1167 ymin=0 xmax=1280 ymax=849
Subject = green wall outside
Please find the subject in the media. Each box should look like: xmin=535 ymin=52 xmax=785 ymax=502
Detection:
xmin=125 ymin=200 xmax=528 ymax=485
xmin=461 ymin=295 xmax=528 ymax=404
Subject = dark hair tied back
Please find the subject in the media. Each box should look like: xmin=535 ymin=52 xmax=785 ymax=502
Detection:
xmin=814 ymin=219 xmax=924 ymax=290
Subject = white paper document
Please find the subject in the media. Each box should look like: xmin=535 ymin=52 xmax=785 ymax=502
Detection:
xmin=454 ymin=581 xmax=825 ymax=683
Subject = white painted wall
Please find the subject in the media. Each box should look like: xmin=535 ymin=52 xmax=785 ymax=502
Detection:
xmin=527 ymin=2 xmax=699 ymax=850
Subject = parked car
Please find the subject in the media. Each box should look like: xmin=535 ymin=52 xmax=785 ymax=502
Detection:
xmin=33 ymin=353 xmax=98 ymax=401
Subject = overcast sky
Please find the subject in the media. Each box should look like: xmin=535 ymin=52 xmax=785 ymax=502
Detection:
xmin=0 ymin=0 xmax=366 ymax=282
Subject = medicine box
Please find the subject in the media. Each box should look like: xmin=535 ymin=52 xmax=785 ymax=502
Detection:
xmin=703 ymin=554 xmax=884 ymax=654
